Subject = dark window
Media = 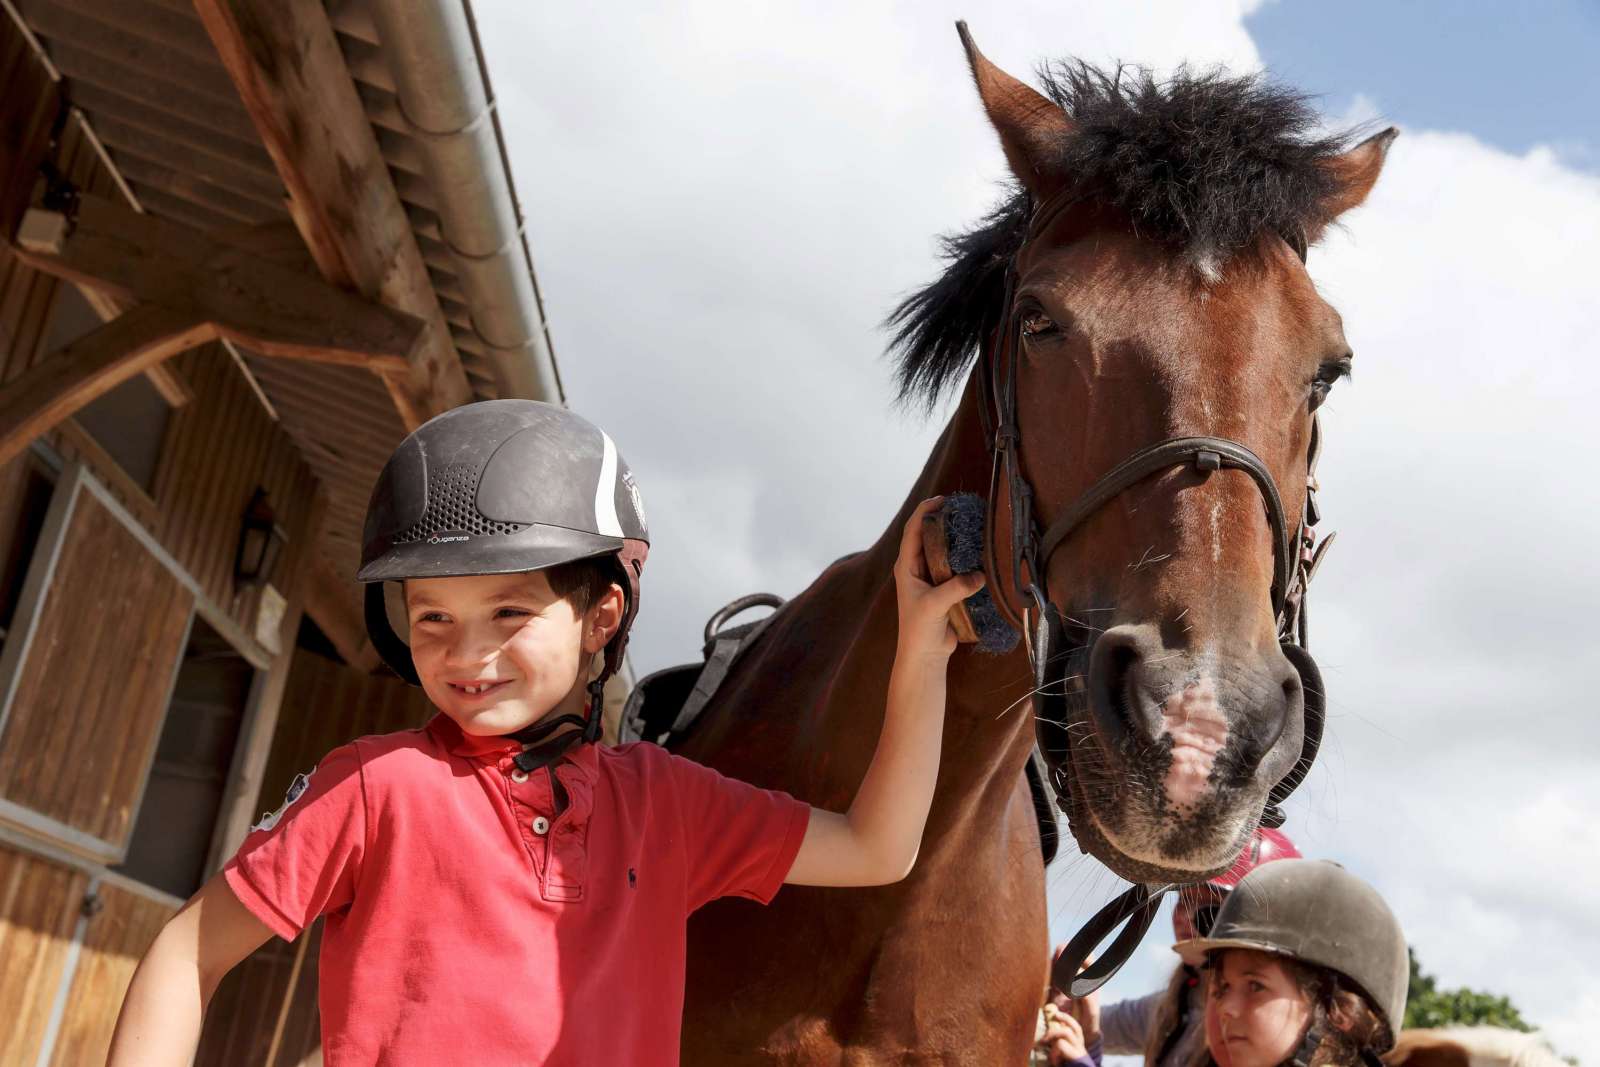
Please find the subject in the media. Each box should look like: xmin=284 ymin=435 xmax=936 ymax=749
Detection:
xmin=116 ymin=617 xmax=256 ymax=898
xmin=42 ymin=285 xmax=172 ymax=491
xmin=0 ymin=454 xmax=57 ymax=649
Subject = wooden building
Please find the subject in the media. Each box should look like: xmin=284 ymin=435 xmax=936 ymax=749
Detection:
xmin=0 ymin=3 xmax=603 ymax=1062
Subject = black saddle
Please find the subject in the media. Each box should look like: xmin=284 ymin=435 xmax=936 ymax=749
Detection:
xmin=620 ymin=594 xmax=1062 ymax=865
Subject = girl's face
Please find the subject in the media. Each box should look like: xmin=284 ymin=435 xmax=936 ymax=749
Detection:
xmin=1204 ymin=950 xmax=1312 ymax=1067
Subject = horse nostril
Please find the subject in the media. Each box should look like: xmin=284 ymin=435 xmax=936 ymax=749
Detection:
xmin=1236 ymin=654 xmax=1304 ymax=775
xmin=1280 ymin=674 xmax=1301 ymax=706
xmin=1087 ymin=625 xmax=1162 ymax=748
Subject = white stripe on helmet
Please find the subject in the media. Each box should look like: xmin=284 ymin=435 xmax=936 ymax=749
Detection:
xmin=595 ymin=431 xmax=624 ymax=537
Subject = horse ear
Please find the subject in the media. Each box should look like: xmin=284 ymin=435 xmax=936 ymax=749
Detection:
xmin=1310 ymin=127 xmax=1399 ymax=240
xmin=956 ymin=22 xmax=1073 ymax=199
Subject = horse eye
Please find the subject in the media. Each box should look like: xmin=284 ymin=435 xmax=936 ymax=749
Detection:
xmin=1020 ymin=311 xmax=1057 ymax=338
xmin=1308 ymin=357 xmax=1352 ymax=410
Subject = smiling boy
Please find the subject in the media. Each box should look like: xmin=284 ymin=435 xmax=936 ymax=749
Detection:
xmin=107 ymin=400 xmax=982 ymax=1066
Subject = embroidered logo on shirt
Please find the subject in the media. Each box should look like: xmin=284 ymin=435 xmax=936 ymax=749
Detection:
xmin=251 ymin=768 xmax=315 ymax=833
xmin=628 ymin=867 xmax=637 ymax=889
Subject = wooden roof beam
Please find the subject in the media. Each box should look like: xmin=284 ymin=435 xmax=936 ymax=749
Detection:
xmin=0 ymin=304 xmax=213 ymax=467
xmin=13 ymin=193 xmax=422 ymax=369
xmin=2 ymin=192 xmax=426 ymax=466
xmin=194 ymin=0 xmax=474 ymax=429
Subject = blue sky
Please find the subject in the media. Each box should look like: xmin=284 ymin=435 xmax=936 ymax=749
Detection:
xmin=1248 ymin=0 xmax=1599 ymax=169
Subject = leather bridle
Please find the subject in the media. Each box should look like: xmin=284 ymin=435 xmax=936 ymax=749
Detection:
xmin=974 ymin=189 xmax=1334 ymax=995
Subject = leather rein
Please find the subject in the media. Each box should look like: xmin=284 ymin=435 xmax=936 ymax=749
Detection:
xmin=972 ymin=189 xmax=1333 ymax=996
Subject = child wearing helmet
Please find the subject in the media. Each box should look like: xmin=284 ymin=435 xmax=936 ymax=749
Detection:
xmin=108 ymin=400 xmax=984 ymax=1066
xmin=1035 ymin=827 xmax=1302 ymax=1066
xmin=1174 ymin=859 xmax=1407 ymax=1067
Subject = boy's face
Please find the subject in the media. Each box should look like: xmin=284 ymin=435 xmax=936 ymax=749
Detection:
xmin=404 ymin=570 xmax=617 ymax=737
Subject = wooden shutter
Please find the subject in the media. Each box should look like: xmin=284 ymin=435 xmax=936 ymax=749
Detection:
xmin=0 ymin=465 xmax=194 ymax=858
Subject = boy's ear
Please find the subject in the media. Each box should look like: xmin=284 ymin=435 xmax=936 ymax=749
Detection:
xmin=583 ymin=583 xmax=626 ymax=655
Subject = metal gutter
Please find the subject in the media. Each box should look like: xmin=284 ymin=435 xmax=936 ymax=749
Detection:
xmin=365 ymin=0 xmax=564 ymax=405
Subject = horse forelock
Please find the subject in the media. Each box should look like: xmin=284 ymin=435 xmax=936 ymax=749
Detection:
xmin=888 ymin=59 xmax=1368 ymax=408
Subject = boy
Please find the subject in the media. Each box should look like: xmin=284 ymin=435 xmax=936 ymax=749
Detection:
xmin=108 ymin=400 xmax=983 ymax=1066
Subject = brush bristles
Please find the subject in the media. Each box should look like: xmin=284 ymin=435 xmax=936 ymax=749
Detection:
xmin=941 ymin=493 xmax=1020 ymax=655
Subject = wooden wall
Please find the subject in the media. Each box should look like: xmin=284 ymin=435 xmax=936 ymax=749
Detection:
xmin=0 ymin=59 xmax=322 ymax=654
xmin=1 ymin=23 xmax=442 ymax=1066
xmin=0 ymin=26 xmax=330 ymax=1067
xmin=0 ymin=846 xmax=87 ymax=1066
xmin=46 ymin=881 xmax=176 ymax=1066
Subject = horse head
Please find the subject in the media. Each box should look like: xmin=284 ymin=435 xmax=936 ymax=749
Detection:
xmin=895 ymin=28 xmax=1396 ymax=884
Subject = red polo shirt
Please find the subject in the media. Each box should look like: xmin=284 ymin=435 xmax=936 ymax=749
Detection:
xmin=224 ymin=714 xmax=809 ymax=1066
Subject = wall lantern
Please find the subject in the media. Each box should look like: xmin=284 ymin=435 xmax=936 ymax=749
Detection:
xmin=235 ymin=488 xmax=288 ymax=588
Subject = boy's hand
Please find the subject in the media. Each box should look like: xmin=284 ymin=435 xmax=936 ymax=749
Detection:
xmin=895 ymin=496 xmax=986 ymax=659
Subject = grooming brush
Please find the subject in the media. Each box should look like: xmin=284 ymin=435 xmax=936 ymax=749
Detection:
xmin=920 ymin=493 xmax=1021 ymax=654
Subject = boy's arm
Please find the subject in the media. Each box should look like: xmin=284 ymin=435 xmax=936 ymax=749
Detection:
xmin=106 ymin=873 xmax=274 ymax=1067
xmin=784 ymin=496 xmax=983 ymax=887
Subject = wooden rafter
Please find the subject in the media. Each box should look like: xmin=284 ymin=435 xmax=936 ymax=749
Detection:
xmin=1 ymin=192 xmax=430 ymax=467
xmin=193 ymin=0 xmax=474 ymax=430
xmin=0 ymin=303 xmax=212 ymax=468
xmin=13 ymin=193 xmax=422 ymax=369
xmin=75 ymin=284 xmax=194 ymax=407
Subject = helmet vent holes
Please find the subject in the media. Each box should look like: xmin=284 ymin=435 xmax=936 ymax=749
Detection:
xmin=394 ymin=463 xmax=525 ymax=543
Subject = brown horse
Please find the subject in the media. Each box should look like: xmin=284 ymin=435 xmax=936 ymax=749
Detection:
xmin=675 ymin=28 xmax=1395 ymax=1063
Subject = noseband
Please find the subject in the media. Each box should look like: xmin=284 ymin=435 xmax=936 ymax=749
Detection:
xmin=976 ymin=190 xmax=1333 ymax=995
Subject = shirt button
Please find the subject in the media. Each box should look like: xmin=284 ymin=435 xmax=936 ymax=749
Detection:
xmin=510 ymin=769 xmax=529 ymax=784
xmin=531 ymin=816 xmax=550 ymax=835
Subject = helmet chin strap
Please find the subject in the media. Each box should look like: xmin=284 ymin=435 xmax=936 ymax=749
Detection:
xmin=1288 ymin=1020 xmax=1329 ymax=1067
xmin=1289 ymin=1034 xmax=1319 ymax=1066
xmin=1287 ymin=1021 xmax=1385 ymax=1067
xmin=508 ymin=670 xmax=611 ymax=774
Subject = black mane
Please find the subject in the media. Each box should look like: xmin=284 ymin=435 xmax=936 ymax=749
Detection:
xmin=888 ymin=61 xmax=1364 ymax=407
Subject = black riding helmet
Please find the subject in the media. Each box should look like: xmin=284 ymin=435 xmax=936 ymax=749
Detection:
xmin=358 ymin=400 xmax=649 ymax=767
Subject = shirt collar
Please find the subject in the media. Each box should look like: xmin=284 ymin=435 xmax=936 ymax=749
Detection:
xmin=426 ymin=712 xmax=601 ymax=779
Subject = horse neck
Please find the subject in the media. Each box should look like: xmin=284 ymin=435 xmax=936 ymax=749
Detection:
xmin=826 ymin=373 xmax=1039 ymax=823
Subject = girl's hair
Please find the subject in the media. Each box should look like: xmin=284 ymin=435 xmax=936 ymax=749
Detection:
xmin=1143 ymin=964 xmax=1200 ymax=1065
xmin=1185 ymin=951 xmax=1393 ymax=1067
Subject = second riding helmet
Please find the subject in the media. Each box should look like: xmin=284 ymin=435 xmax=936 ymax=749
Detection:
xmin=357 ymin=400 xmax=649 ymax=713
xmin=1174 ymin=859 xmax=1408 ymax=1052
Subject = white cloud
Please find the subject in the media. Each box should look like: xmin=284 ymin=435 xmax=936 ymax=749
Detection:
xmin=477 ymin=2 xmax=1597 ymax=1058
